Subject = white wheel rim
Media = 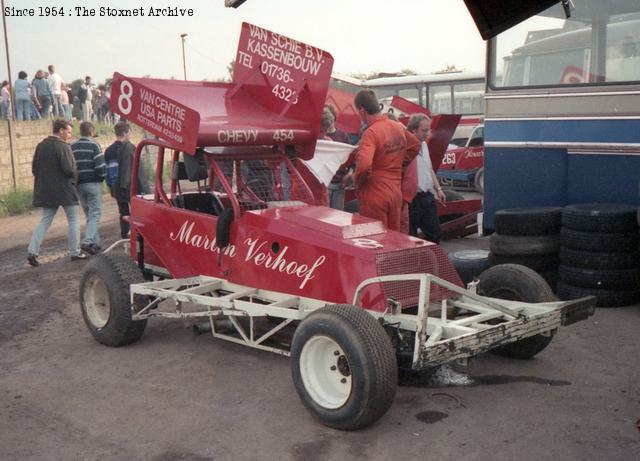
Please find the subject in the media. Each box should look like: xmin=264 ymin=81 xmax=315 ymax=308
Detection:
xmin=83 ymin=273 xmax=110 ymax=328
xmin=299 ymin=335 xmax=352 ymax=409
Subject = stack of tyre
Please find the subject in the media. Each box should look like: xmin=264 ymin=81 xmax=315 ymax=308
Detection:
xmin=489 ymin=207 xmax=562 ymax=289
xmin=557 ymin=203 xmax=640 ymax=307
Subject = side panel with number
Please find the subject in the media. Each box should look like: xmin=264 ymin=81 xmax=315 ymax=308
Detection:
xmin=110 ymin=73 xmax=200 ymax=154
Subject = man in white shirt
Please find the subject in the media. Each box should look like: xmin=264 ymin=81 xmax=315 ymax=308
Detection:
xmin=406 ymin=114 xmax=446 ymax=243
xmin=48 ymin=65 xmax=64 ymax=117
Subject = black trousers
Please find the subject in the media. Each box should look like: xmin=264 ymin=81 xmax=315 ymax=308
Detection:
xmin=117 ymin=201 xmax=130 ymax=238
xmin=409 ymin=191 xmax=441 ymax=243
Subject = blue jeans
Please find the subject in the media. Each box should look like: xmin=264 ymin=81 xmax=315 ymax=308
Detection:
xmin=81 ymin=101 xmax=90 ymax=121
xmin=78 ymin=182 xmax=102 ymax=246
xmin=328 ymin=182 xmax=345 ymax=210
xmin=28 ymin=205 xmax=81 ymax=256
xmin=16 ymin=99 xmax=30 ymax=120
xmin=52 ymin=94 xmax=63 ymax=117
xmin=39 ymin=96 xmax=52 ymax=118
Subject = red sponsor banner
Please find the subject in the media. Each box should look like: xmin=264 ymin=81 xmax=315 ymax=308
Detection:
xmin=232 ymin=23 xmax=334 ymax=159
xmin=110 ymin=72 xmax=200 ymax=154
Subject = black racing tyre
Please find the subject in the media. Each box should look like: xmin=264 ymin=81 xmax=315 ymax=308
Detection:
xmin=539 ymin=270 xmax=558 ymax=292
xmin=557 ymin=281 xmax=640 ymax=308
xmin=448 ymin=250 xmax=490 ymax=285
xmin=79 ymin=252 xmax=147 ymax=347
xmin=560 ymin=228 xmax=639 ymax=252
xmin=558 ymin=265 xmax=640 ymax=290
xmin=474 ymin=167 xmax=484 ymax=194
xmin=489 ymin=253 xmax=559 ymax=272
xmin=490 ymin=233 xmax=559 ymax=256
xmin=494 ymin=207 xmax=562 ymax=236
xmin=559 ymin=247 xmax=639 ymax=270
xmin=477 ymin=264 xmax=556 ymax=359
xmin=291 ymin=304 xmax=397 ymax=430
xmin=562 ymin=203 xmax=638 ymax=233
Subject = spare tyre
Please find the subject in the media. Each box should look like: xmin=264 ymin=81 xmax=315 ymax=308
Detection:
xmin=560 ymin=228 xmax=639 ymax=253
xmin=559 ymin=247 xmax=639 ymax=270
xmin=562 ymin=203 xmax=638 ymax=233
xmin=490 ymin=233 xmax=559 ymax=256
xmin=558 ymin=265 xmax=640 ymax=290
xmin=489 ymin=253 xmax=559 ymax=272
xmin=477 ymin=264 xmax=557 ymax=359
xmin=557 ymin=282 xmax=640 ymax=308
xmin=494 ymin=207 xmax=562 ymax=236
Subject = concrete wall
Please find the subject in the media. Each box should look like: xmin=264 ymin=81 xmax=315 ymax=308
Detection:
xmin=0 ymin=120 xmax=146 ymax=195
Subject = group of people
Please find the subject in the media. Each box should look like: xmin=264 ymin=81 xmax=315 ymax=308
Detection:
xmin=26 ymin=119 xmax=136 ymax=266
xmin=322 ymin=90 xmax=446 ymax=243
xmin=5 ymin=67 xmax=111 ymax=123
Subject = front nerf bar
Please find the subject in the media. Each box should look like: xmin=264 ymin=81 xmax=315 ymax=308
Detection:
xmin=352 ymin=273 xmax=595 ymax=370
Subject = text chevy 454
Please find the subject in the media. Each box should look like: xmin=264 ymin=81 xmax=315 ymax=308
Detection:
xmin=79 ymin=23 xmax=594 ymax=430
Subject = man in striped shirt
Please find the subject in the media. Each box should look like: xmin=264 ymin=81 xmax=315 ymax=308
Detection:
xmin=71 ymin=122 xmax=106 ymax=254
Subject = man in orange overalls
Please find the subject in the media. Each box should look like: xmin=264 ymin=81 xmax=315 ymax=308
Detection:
xmin=353 ymin=90 xmax=420 ymax=231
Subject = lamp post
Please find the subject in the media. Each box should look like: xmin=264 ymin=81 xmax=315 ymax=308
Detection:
xmin=180 ymin=33 xmax=188 ymax=80
xmin=1 ymin=0 xmax=17 ymax=191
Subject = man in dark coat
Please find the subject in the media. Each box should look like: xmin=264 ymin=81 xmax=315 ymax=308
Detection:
xmin=104 ymin=121 xmax=136 ymax=238
xmin=27 ymin=119 xmax=87 ymax=266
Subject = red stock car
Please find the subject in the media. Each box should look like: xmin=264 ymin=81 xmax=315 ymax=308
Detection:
xmin=78 ymin=23 xmax=594 ymax=430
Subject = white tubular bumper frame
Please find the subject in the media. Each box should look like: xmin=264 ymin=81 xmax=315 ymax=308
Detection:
xmin=129 ymin=273 xmax=594 ymax=367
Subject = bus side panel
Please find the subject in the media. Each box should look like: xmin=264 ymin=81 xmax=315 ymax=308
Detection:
xmin=568 ymin=154 xmax=640 ymax=205
xmin=484 ymin=146 xmax=567 ymax=230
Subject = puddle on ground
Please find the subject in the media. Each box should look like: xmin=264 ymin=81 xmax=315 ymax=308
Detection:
xmin=416 ymin=410 xmax=448 ymax=424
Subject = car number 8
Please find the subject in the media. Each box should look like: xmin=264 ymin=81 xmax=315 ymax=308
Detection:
xmin=118 ymin=80 xmax=133 ymax=115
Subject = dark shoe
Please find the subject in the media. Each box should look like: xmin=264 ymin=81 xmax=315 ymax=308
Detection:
xmin=81 ymin=244 xmax=98 ymax=255
xmin=70 ymin=253 xmax=89 ymax=261
xmin=27 ymin=254 xmax=40 ymax=267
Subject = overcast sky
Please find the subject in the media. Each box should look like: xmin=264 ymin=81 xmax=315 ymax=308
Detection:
xmin=1 ymin=0 xmax=486 ymax=85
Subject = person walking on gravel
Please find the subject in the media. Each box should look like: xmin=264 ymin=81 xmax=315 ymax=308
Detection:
xmin=71 ymin=121 xmax=106 ymax=255
xmin=27 ymin=119 xmax=88 ymax=266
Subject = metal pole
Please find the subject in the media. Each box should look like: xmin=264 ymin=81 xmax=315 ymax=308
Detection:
xmin=180 ymin=33 xmax=188 ymax=80
xmin=1 ymin=0 xmax=17 ymax=191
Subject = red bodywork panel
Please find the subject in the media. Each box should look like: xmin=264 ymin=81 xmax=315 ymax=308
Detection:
xmin=439 ymin=145 xmax=484 ymax=172
xmin=116 ymin=23 xmax=463 ymax=312
xmin=325 ymin=86 xmax=361 ymax=134
xmin=111 ymin=23 xmax=333 ymax=160
xmin=427 ymin=114 xmax=462 ymax=172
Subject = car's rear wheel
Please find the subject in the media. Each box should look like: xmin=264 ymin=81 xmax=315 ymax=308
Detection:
xmin=291 ymin=304 xmax=397 ymax=430
xmin=478 ymin=264 xmax=557 ymax=359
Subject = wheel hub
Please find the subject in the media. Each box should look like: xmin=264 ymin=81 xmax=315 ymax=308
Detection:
xmin=299 ymin=336 xmax=352 ymax=409
xmin=83 ymin=273 xmax=110 ymax=329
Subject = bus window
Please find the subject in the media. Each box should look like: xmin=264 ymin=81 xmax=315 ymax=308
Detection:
xmin=398 ymin=87 xmax=424 ymax=106
xmin=453 ymin=82 xmax=485 ymax=114
xmin=491 ymin=3 xmax=640 ymax=88
xmin=429 ymin=84 xmax=452 ymax=114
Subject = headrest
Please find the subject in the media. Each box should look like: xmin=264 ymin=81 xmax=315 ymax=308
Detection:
xmin=172 ymin=161 xmax=188 ymax=181
xmin=184 ymin=150 xmax=209 ymax=182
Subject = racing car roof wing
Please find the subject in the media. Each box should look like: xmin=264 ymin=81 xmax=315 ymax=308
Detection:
xmin=111 ymin=23 xmax=334 ymax=160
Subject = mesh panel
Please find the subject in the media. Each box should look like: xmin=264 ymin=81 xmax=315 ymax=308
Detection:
xmin=375 ymin=244 xmax=463 ymax=308
xmin=213 ymin=158 xmax=315 ymax=213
